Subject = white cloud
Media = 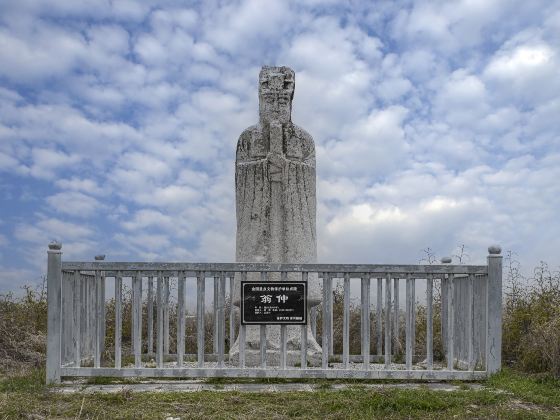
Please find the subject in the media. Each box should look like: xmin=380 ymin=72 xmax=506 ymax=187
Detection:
xmin=0 ymin=151 xmax=24 ymax=173
xmin=486 ymin=44 xmax=553 ymax=77
xmin=86 ymin=24 xmax=130 ymax=54
xmin=0 ymin=25 xmax=85 ymax=83
xmin=484 ymin=41 xmax=560 ymax=105
xmin=135 ymin=185 xmax=201 ymax=210
xmin=320 ymin=106 xmax=408 ymax=178
xmin=46 ymin=191 xmax=102 ymax=218
xmin=204 ymin=0 xmax=291 ymax=54
xmin=54 ymin=177 xmax=106 ymax=196
xmin=15 ymin=218 xmax=94 ymax=244
xmin=29 ymin=148 xmax=81 ymax=179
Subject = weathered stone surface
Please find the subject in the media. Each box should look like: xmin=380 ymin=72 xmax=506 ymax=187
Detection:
xmin=230 ymin=66 xmax=322 ymax=365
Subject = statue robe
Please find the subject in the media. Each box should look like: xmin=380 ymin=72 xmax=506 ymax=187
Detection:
xmin=234 ymin=123 xmax=319 ymax=304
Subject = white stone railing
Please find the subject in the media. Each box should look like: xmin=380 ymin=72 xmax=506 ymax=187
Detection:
xmin=46 ymin=242 xmax=502 ymax=384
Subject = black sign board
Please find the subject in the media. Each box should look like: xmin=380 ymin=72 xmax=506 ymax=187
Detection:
xmin=241 ymin=281 xmax=307 ymax=325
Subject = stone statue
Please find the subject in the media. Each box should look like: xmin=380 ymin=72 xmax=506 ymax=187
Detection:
xmin=230 ymin=66 xmax=322 ymax=365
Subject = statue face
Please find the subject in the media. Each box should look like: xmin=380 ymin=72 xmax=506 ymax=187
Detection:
xmin=258 ymin=66 xmax=295 ymax=124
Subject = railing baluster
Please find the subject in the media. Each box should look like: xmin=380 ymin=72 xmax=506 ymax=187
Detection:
xmin=213 ymin=276 xmax=219 ymax=355
xmin=133 ymin=272 xmax=143 ymax=368
xmin=441 ymin=275 xmax=448 ymax=355
xmin=376 ymin=278 xmax=383 ymax=357
xmin=130 ymin=276 xmax=135 ymax=362
xmin=328 ymin=273 xmax=334 ymax=357
xmin=157 ymin=272 xmax=164 ymax=368
xmin=239 ymin=327 xmax=246 ymax=368
xmin=61 ymin=271 xmax=66 ymax=365
xmin=73 ymin=271 xmax=81 ymax=367
xmin=280 ymin=324 xmax=287 ymax=369
xmin=197 ymin=271 xmax=205 ymax=368
xmin=260 ymin=325 xmax=267 ymax=368
xmin=385 ymin=273 xmax=392 ymax=368
xmin=260 ymin=271 xmax=267 ymax=368
xmin=412 ymin=277 xmax=416 ymax=357
xmin=406 ymin=275 xmax=412 ymax=370
xmin=61 ymin=271 xmax=67 ymax=365
xmin=447 ymin=273 xmax=455 ymax=370
xmin=361 ymin=276 xmax=370 ymax=369
xmin=301 ymin=272 xmax=308 ymax=369
xmin=164 ymin=276 xmax=170 ymax=355
xmin=322 ymin=272 xmax=328 ymax=369
xmin=280 ymin=271 xmax=287 ymax=369
xmin=115 ymin=271 xmax=122 ymax=369
xmin=65 ymin=271 xmax=72 ymax=365
xmin=79 ymin=274 xmax=86 ymax=361
xmin=229 ymin=275 xmax=235 ymax=354
xmin=239 ymin=271 xmax=247 ymax=368
xmin=81 ymin=275 xmax=86 ymax=360
xmin=343 ymin=273 xmax=350 ymax=368
xmin=97 ymin=259 xmax=106 ymax=362
xmin=94 ymin=270 xmax=102 ymax=368
xmin=311 ymin=307 xmax=317 ymax=338
xmin=394 ymin=277 xmax=399 ymax=355
xmin=147 ymin=276 xmax=154 ymax=355
xmin=426 ymin=274 xmax=433 ymax=370
xmin=218 ymin=272 xmax=226 ymax=368
xmin=177 ymin=271 xmax=185 ymax=368
xmin=467 ymin=274 xmax=475 ymax=371
xmin=87 ymin=276 xmax=93 ymax=360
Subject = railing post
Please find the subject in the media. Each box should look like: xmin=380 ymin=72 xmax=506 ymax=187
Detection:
xmin=46 ymin=241 xmax=62 ymax=384
xmin=486 ymin=245 xmax=502 ymax=374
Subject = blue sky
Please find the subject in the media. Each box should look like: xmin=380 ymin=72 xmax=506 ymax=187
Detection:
xmin=1 ymin=0 xmax=559 ymax=291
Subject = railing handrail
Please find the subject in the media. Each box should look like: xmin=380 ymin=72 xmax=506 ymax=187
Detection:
xmin=61 ymin=261 xmax=488 ymax=275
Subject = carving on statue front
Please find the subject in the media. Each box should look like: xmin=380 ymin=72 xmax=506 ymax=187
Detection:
xmin=230 ymin=66 xmax=322 ymax=365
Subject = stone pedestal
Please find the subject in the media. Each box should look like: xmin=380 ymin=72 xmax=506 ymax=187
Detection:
xmin=229 ymin=323 xmax=322 ymax=367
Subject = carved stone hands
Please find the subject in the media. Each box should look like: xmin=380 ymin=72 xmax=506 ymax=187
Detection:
xmin=267 ymin=151 xmax=285 ymax=181
xmin=266 ymin=151 xmax=286 ymax=168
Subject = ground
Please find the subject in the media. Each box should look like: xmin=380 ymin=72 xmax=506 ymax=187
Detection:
xmin=0 ymin=368 xmax=559 ymax=419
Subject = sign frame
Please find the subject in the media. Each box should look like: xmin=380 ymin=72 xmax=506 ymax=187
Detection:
xmin=241 ymin=281 xmax=307 ymax=325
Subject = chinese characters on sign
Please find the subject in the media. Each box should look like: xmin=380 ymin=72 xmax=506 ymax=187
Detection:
xmin=241 ymin=281 xmax=307 ymax=324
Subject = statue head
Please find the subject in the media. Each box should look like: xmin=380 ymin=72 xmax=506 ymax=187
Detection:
xmin=258 ymin=66 xmax=295 ymax=125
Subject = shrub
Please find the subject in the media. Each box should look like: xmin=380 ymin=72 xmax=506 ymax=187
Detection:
xmin=503 ymin=258 xmax=560 ymax=376
xmin=0 ymin=281 xmax=47 ymax=373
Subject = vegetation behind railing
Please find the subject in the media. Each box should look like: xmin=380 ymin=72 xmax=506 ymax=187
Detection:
xmin=314 ymin=282 xmax=445 ymax=362
xmin=502 ymin=255 xmax=560 ymax=376
xmin=0 ymin=281 xmax=47 ymax=372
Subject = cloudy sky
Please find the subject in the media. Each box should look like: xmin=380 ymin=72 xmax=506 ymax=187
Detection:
xmin=1 ymin=0 xmax=559 ymax=291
